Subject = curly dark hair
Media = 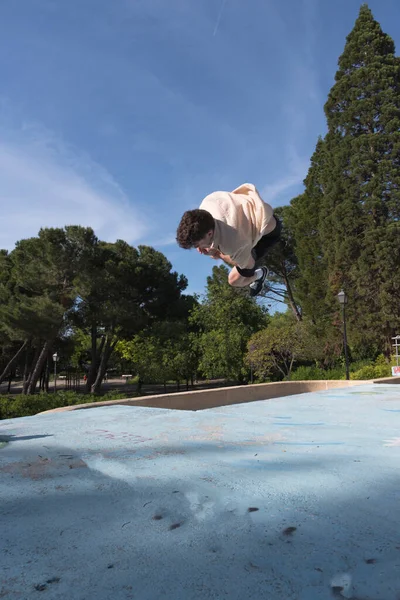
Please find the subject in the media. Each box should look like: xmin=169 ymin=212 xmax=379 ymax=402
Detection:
xmin=176 ymin=209 xmax=215 ymax=249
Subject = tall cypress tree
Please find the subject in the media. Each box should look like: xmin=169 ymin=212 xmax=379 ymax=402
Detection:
xmin=321 ymin=4 xmax=400 ymax=354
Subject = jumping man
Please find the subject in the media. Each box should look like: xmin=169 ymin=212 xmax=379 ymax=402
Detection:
xmin=176 ymin=183 xmax=281 ymax=297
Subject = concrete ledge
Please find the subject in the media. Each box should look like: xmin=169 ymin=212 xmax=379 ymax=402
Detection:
xmin=39 ymin=378 xmax=377 ymax=415
xmin=373 ymin=376 xmax=400 ymax=384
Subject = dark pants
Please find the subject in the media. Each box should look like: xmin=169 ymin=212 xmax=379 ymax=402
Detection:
xmin=236 ymin=216 xmax=282 ymax=278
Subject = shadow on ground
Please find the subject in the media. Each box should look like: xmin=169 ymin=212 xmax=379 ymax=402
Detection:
xmin=1 ymin=436 xmax=400 ymax=600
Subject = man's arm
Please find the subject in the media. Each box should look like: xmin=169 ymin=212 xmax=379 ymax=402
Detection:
xmin=198 ymin=247 xmax=237 ymax=266
xmin=196 ymin=248 xmax=228 ymax=261
xmin=198 ymin=246 xmax=256 ymax=287
xmin=197 ymin=248 xmax=252 ymax=272
xmin=218 ymin=252 xmax=237 ymax=267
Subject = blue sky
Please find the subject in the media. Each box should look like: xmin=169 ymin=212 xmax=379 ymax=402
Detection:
xmin=1 ymin=0 xmax=399 ymax=305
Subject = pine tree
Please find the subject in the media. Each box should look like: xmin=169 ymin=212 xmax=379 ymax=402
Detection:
xmin=321 ymin=4 xmax=400 ymax=354
xmin=258 ymin=205 xmax=302 ymax=322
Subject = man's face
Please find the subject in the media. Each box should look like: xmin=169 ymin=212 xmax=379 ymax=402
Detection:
xmin=194 ymin=230 xmax=214 ymax=250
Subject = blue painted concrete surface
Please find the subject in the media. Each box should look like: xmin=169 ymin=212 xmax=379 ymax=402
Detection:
xmin=1 ymin=384 xmax=400 ymax=599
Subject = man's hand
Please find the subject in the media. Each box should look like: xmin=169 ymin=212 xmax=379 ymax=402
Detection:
xmin=197 ymin=247 xmax=222 ymax=259
xmin=209 ymin=249 xmax=222 ymax=260
xmin=219 ymin=253 xmax=236 ymax=266
xmin=196 ymin=247 xmax=237 ymax=267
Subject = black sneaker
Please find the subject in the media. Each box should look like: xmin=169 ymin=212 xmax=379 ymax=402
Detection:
xmin=249 ymin=266 xmax=269 ymax=297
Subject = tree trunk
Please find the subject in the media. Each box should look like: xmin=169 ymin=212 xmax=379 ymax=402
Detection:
xmin=91 ymin=337 xmax=117 ymax=394
xmin=45 ymin=351 xmax=51 ymax=393
xmin=45 ymin=360 xmax=50 ymax=393
xmin=39 ymin=359 xmax=47 ymax=391
xmin=384 ymin=324 xmax=393 ymax=361
xmin=86 ymin=323 xmax=98 ymax=392
xmin=22 ymin=346 xmax=29 ymax=386
xmin=283 ymin=273 xmax=302 ymax=322
xmin=7 ymin=371 xmax=13 ymax=393
xmin=287 ymin=357 xmax=295 ymax=380
xmin=27 ymin=341 xmax=53 ymax=395
xmin=23 ymin=345 xmax=40 ymax=394
xmin=0 ymin=340 xmax=28 ymax=385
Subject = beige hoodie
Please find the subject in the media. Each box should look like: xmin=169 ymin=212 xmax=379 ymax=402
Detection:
xmin=199 ymin=183 xmax=275 ymax=268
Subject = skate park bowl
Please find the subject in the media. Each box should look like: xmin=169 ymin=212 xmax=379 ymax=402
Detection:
xmin=1 ymin=377 xmax=400 ymax=599
xmin=38 ymin=376 xmax=397 ymax=414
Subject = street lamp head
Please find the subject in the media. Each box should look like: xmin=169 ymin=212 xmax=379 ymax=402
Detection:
xmin=337 ymin=290 xmax=347 ymax=305
xmin=52 ymin=352 xmax=59 ymax=362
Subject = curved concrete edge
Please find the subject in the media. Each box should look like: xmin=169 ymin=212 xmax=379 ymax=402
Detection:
xmin=373 ymin=376 xmax=400 ymax=385
xmin=38 ymin=378 xmax=381 ymax=415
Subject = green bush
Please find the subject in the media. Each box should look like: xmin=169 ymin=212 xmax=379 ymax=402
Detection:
xmin=349 ymin=359 xmax=374 ymax=372
xmin=350 ymin=354 xmax=392 ymax=380
xmin=290 ymin=365 xmax=346 ymax=381
xmin=291 ymin=354 xmax=395 ymax=382
xmin=375 ymin=354 xmax=389 ymax=366
xmin=350 ymin=363 xmax=391 ymax=380
xmin=0 ymin=390 xmax=133 ymax=420
xmin=350 ymin=365 xmax=376 ymax=380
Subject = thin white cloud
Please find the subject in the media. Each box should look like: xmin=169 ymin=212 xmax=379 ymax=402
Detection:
xmin=259 ymin=0 xmax=321 ymax=207
xmin=0 ymin=123 xmax=147 ymax=250
xmin=152 ymin=235 xmax=177 ymax=247
xmin=262 ymin=174 xmax=303 ymax=205
xmin=262 ymin=146 xmax=308 ymax=205
xmin=213 ymin=0 xmax=228 ymax=37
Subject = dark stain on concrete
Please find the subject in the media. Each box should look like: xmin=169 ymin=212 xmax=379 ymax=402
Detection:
xmin=283 ymin=526 xmax=297 ymax=536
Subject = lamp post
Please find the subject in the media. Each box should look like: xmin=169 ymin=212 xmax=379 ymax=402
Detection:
xmin=337 ymin=290 xmax=350 ymax=380
xmin=52 ymin=352 xmax=59 ymax=393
